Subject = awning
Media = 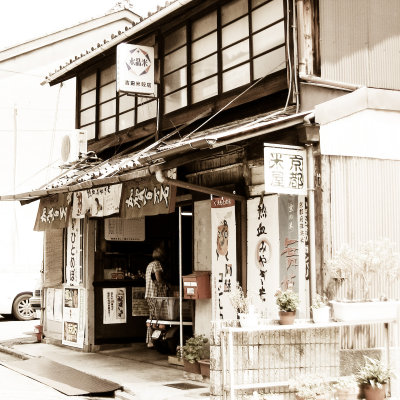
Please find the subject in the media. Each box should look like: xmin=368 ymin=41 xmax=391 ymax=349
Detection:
xmin=0 ymin=106 xmax=312 ymax=202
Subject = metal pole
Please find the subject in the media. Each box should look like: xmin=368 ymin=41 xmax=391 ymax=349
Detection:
xmin=179 ymin=207 xmax=183 ymax=354
xmin=306 ymin=144 xmax=317 ymax=311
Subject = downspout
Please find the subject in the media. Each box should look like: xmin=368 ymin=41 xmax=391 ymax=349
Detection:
xmin=296 ymin=0 xmax=306 ymax=76
xmin=154 ymin=168 xmax=246 ymax=203
xmin=304 ymin=113 xmax=317 ymax=310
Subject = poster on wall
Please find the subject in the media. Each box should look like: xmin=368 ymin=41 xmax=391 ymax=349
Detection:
xmin=62 ymin=287 xmax=85 ymax=348
xmin=72 ymin=184 xmax=122 ymax=219
xmin=66 ymin=215 xmax=82 ymax=286
xmin=34 ymin=193 xmax=71 ymax=231
xmin=46 ymin=288 xmax=55 ymax=320
xmin=54 ymin=289 xmax=63 ymax=321
xmin=264 ymin=143 xmax=307 ymax=195
xmin=104 ymin=217 xmax=145 ymax=241
xmin=211 ymin=197 xmax=237 ymax=321
xmin=278 ymin=194 xmax=309 ymax=316
xmin=103 ymin=288 xmax=126 ymax=324
xmin=247 ymin=195 xmax=280 ymax=318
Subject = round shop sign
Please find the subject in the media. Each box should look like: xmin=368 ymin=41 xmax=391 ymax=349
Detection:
xmin=125 ymin=47 xmax=152 ymax=76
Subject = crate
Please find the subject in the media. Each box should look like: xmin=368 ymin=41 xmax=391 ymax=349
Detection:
xmin=148 ymin=297 xmax=191 ymax=321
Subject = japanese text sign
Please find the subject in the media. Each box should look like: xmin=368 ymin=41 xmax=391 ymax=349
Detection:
xmin=264 ymin=144 xmax=307 ymax=195
xmin=72 ymin=184 xmax=122 ymax=219
xmin=117 ymin=43 xmax=155 ymax=96
xmin=34 ymin=193 xmax=71 ymax=231
xmin=211 ymin=197 xmax=237 ymax=321
xmin=120 ymin=176 xmax=176 ymax=219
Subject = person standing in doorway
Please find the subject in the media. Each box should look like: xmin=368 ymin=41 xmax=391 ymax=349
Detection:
xmin=145 ymin=246 xmax=167 ymax=347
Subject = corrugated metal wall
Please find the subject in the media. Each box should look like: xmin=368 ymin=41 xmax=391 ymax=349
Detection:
xmin=328 ymin=156 xmax=400 ymax=349
xmin=319 ymin=0 xmax=400 ymax=89
xmin=329 ymin=156 xmax=400 ymax=255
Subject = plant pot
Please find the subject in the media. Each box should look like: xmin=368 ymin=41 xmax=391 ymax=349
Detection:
xmin=330 ymin=300 xmax=399 ymax=322
xmin=183 ymin=360 xmax=201 ymax=374
xmin=238 ymin=312 xmax=259 ymax=329
xmin=362 ymin=384 xmax=386 ymax=400
xmin=312 ymin=306 xmax=330 ymax=323
xmin=279 ymin=310 xmax=296 ymax=325
xmin=198 ymin=359 xmax=210 ymax=377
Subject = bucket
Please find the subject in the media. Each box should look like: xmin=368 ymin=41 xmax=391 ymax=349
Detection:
xmin=34 ymin=325 xmax=43 ymax=342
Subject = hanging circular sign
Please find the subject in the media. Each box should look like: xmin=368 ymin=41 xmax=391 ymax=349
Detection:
xmin=125 ymin=47 xmax=152 ymax=76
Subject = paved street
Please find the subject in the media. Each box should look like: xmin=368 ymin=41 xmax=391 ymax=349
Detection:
xmin=0 ymin=316 xmax=110 ymax=400
xmin=0 ymin=314 xmax=38 ymax=342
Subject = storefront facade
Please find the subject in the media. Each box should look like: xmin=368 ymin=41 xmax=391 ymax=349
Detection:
xmin=2 ymin=0 xmax=399 ymax=361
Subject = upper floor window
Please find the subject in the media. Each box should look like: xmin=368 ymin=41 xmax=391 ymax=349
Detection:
xmin=162 ymin=0 xmax=286 ymax=115
xmin=78 ymin=0 xmax=286 ymax=141
xmin=79 ymin=64 xmax=157 ymax=141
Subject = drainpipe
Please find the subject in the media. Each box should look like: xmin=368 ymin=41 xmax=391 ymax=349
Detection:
xmin=154 ymin=169 xmax=246 ymax=202
xmin=296 ymin=0 xmax=306 ymax=76
xmin=306 ymin=139 xmax=317 ymax=311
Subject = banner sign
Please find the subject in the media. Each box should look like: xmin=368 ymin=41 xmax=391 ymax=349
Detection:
xmin=278 ymin=194 xmax=308 ymax=316
xmin=34 ymin=193 xmax=71 ymax=231
xmin=104 ymin=217 xmax=145 ymax=241
xmin=116 ymin=43 xmax=155 ymax=96
xmin=120 ymin=176 xmax=176 ymax=219
xmin=103 ymin=287 xmax=126 ymax=324
xmin=211 ymin=197 xmax=237 ymax=321
xmin=66 ymin=215 xmax=82 ymax=286
xmin=247 ymin=195 xmax=280 ymax=318
xmin=264 ymin=143 xmax=307 ymax=195
xmin=62 ymin=287 xmax=85 ymax=348
xmin=72 ymin=184 xmax=122 ymax=219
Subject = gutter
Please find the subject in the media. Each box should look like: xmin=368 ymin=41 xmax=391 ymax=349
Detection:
xmin=299 ymin=74 xmax=363 ymax=92
xmin=41 ymin=0 xmax=195 ymax=86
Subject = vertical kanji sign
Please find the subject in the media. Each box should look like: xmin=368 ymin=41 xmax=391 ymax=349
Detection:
xmin=211 ymin=197 xmax=237 ymax=321
xmin=247 ymin=195 xmax=280 ymax=318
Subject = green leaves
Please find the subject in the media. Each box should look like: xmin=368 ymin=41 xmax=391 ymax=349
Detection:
xmin=181 ymin=334 xmax=208 ymax=363
xmin=357 ymin=356 xmax=392 ymax=386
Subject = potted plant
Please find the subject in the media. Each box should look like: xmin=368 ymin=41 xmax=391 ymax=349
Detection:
xmin=290 ymin=374 xmax=332 ymax=400
xmin=180 ymin=334 xmax=208 ymax=374
xmin=229 ymin=282 xmax=259 ymax=328
xmin=275 ymin=284 xmax=299 ymax=325
xmin=327 ymin=240 xmax=400 ymax=321
xmin=311 ymin=294 xmax=330 ymax=323
xmin=357 ymin=356 xmax=392 ymax=400
xmin=332 ymin=375 xmax=359 ymax=400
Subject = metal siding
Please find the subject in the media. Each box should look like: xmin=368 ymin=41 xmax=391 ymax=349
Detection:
xmin=367 ymin=0 xmax=400 ymax=89
xmin=329 ymin=155 xmax=400 ymax=303
xmin=330 ymin=156 xmax=400 ymax=254
xmin=329 ymin=156 xmax=400 ymax=350
xmin=319 ymin=0 xmax=400 ymax=89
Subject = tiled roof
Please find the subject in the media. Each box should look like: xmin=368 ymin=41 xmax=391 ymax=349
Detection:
xmin=0 ymin=106 xmax=312 ymax=201
xmin=42 ymin=0 xmax=181 ymax=84
xmin=41 ymin=105 xmax=305 ymax=188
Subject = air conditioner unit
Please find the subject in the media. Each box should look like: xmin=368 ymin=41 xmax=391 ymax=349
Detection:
xmin=60 ymin=130 xmax=87 ymax=163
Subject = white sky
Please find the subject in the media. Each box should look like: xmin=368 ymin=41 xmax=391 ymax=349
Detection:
xmin=0 ymin=0 xmax=166 ymax=50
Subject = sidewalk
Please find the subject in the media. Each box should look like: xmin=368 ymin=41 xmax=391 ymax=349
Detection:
xmin=0 ymin=340 xmax=210 ymax=400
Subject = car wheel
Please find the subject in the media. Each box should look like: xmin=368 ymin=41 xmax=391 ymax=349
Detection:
xmin=12 ymin=293 xmax=34 ymax=321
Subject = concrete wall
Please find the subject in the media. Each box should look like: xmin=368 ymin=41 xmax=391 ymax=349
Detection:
xmin=194 ymin=200 xmax=212 ymax=338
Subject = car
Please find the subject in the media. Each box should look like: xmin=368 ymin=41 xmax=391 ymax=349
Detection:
xmin=0 ymin=271 xmax=41 ymax=321
xmin=29 ymin=286 xmax=42 ymax=319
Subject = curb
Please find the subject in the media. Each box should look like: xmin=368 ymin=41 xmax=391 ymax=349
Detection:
xmin=0 ymin=344 xmax=32 ymax=360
